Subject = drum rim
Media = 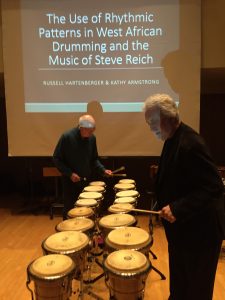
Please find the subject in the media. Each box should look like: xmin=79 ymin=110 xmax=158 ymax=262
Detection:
xmin=83 ymin=186 xmax=105 ymax=192
xmin=68 ymin=206 xmax=94 ymax=217
xmin=28 ymin=254 xmax=75 ymax=280
xmin=114 ymin=197 xmax=136 ymax=204
xmin=103 ymin=250 xmax=151 ymax=277
xmin=56 ymin=217 xmax=95 ymax=232
xmin=75 ymin=198 xmax=98 ymax=206
xmin=114 ymin=183 xmax=135 ymax=189
xmin=103 ymin=263 xmax=151 ymax=278
xmin=115 ymin=190 xmax=139 ymax=198
xmin=99 ymin=214 xmax=136 ymax=229
xmin=79 ymin=191 xmax=103 ymax=200
xmin=89 ymin=181 xmax=106 ymax=186
xmin=106 ymin=227 xmax=152 ymax=249
xmin=108 ymin=203 xmax=133 ymax=213
xmin=42 ymin=231 xmax=89 ymax=252
xmin=119 ymin=179 xmax=136 ymax=184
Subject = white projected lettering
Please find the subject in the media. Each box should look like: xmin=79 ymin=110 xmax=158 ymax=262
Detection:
xmin=38 ymin=12 xmax=162 ymax=68
xmin=20 ymin=0 xmax=179 ymax=112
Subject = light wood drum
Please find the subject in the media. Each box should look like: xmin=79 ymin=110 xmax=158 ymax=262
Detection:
xmin=56 ymin=217 xmax=95 ymax=237
xmin=26 ymin=254 xmax=75 ymax=300
xmin=42 ymin=231 xmax=89 ymax=280
xmin=114 ymin=196 xmax=137 ymax=207
xmin=67 ymin=206 xmax=94 ymax=220
xmin=75 ymin=198 xmax=98 ymax=209
xmin=79 ymin=191 xmax=103 ymax=202
xmin=119 ymin=178 xmax=136 ymax=185
xmin=89 ymin=181 xmax=106 ymax=187
xmin=114 ymin=183 xmax=135 ymax=193
xmin=105 ymin=226 xmax=152 ymax=256
xmin=115 ymin=190 xmax=140 ymax=207
xmin=108 ymin=203 xmax=134 ymax=214
xmin=99 ymin=213 xmax=137 ymax=240
xmin=83 ymin=185 xmax=105 ymax=193
xmin=115 ymin=190 xmax=139 ymax=199
xmin=104 ymin=249 xmax=151 ymax=300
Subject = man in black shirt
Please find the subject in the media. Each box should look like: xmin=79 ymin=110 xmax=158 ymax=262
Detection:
xmin=143 ymin=93 xmax=225 ymax=300
xmin=53 ymin=114 xmax=112 ymax=219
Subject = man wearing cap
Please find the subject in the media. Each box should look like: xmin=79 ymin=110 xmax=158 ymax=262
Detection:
xmin=53 ymin=114 xmax=112 ymax=219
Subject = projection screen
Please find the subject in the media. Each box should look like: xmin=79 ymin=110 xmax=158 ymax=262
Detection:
xmin=1 ymin=0 xmax=201 ymax=156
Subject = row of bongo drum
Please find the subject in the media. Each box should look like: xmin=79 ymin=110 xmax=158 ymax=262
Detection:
xmin=26 ymin=179 xmax=152 ymax=299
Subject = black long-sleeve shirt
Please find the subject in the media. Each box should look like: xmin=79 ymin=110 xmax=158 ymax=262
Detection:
xmin=53 ymin=127 xmax=105 ymax=179
xmin=155 ymin=122 xmax=225 ymax=245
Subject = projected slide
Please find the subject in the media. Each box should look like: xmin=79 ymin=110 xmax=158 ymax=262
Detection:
xmin=21 ymin=0 xmax=179 ymax=112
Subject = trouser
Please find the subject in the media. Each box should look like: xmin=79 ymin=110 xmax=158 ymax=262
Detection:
xmin=168 ymin=239 xmax=222 ymax=300
xmin=62 ymin=177 xmax=86 ymax=220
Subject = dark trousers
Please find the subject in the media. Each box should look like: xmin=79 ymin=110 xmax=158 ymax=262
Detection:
xmin=168 ymin=239 xmax=222 ymax=300
xmin=62 ymin=177 xmax=86 ymax=219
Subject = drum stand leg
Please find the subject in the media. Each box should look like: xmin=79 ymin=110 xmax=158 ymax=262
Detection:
xmin=148 ymin=200 xmax=166 ymax=280
xmin=150 ymin=263 xmax=166 ymax=280
xmin=79 ymin=237 xmax=106 ymax=300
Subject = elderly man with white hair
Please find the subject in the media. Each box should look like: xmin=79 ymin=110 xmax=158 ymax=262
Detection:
xmin=143 ymin=93 xmax=225 ymax=300
xmin=53 ymin=114 xmax=112 ymax=219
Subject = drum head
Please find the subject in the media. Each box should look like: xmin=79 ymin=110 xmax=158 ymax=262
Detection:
xmin=107 ymin=227 xmax=151 ymax=249
xmin=89 ymin=181 xmax=106 ymax=187
xmin=114 ymin=183 xmax=135 ymax=190
xmin=99 ymin=214 xmax=136 ymax=229
xmin=68 ymin=206 xmax=94 ymax=218
xmin=56 ymin=218 xmax=94 ymax=232
xmin=83 ymin=186 xmax=105 ymax=193
xmin=116 ymin=190 xmax=139 ymax=198
xmin=108 ymin=203 xmax=133 ymax=213
xmin=119 ymin=179 xmax=136 ymax=185
xmin=75 ymin=199 xmax=97 ymax=207
xmin=79 ymin=191 xmax=102 ymax=200
xmin=29 ymin=254 xmax=74 ymax=279
xmin=114 ymin=197 xmax=136 ymax=204
xmin=44 ymin=231 xmax=89 ymax=253
xmin=105 ymin=250 xmax=148 ymax=273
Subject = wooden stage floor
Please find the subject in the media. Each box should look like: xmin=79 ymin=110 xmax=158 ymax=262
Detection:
xmin=0 ymin=194 xmax=224 ymax=300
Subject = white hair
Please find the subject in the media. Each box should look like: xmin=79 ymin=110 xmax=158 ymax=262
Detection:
xmin=143 ymin=93 xmax=179 ymax=121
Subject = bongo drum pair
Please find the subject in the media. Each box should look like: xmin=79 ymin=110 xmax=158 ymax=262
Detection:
xmin=76 ymin=191 xmax=103 ymax=218
xmin=115 ymin=190 xmax=140 ymax=208
xmin=42 ymin=231 xmax=89 ymax=281
xmin=98 ymin=213 xmax=137 ymax=241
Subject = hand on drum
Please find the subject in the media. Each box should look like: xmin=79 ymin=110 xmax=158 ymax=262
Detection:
xmin=160 ymin=205 xmax=176 ymax=223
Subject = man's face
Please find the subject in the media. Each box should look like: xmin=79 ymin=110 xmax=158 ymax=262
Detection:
xmin=145 ymin=107 xmax=170 ymax=141
xmin=145 ymin=107 xmax=162 ymax=140
xmin=80 ymin=127 xmax=95 ymax=138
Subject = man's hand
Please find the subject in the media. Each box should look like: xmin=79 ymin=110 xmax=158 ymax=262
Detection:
xmin=160 ymin=205 xmax=176 ymax=223
xmin=70 ymin=172 xmax=80 ymax=182
xmin=104 ymin=169 xmax=113 ymax=176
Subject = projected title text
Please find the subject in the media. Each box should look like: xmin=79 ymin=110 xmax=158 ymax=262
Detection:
xmin=38 ymin=11 xmax=163 ymax=67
